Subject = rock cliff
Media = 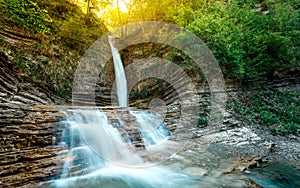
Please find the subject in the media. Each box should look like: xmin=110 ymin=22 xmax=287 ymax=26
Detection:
xmin=0 ymin=51 xmax=67 ymax=187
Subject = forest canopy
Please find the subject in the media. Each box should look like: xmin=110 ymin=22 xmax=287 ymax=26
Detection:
xmin=67 ymin=0 xmax=299 ymax=81
xmin=1 ymin=0 xmax=299 ymax=85
xmin=99 ymin=0 xmax=299 ymax=81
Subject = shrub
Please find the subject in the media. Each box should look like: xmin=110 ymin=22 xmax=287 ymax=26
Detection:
xmin=1 ymin=0 xmax=54 ymax=34
xmin=231 ymin=89 xmax=300 ymax=134
xmin=169 ymin=0 xmax=299 ymax=82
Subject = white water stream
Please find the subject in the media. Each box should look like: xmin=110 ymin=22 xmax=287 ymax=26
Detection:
xmin=38 ymin=36 xmax=188 ymax=187
xmin=35 ymin=35 xmax=292 ymax=188
xmin=108 ymin=36 xmax=128 ymax=107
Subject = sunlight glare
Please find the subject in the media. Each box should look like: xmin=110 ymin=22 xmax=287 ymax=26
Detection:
xmin=119 ymin=0 xmax=129 ymax=13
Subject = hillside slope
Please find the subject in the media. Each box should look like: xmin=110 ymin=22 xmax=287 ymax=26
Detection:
xmin=0 ymin=0 xmax=107 ymax=98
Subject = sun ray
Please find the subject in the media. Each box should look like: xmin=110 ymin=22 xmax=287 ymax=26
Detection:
xmin=118 ymin=0 xmax=129 ymax=13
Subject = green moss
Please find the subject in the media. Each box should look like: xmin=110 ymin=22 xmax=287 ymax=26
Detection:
xmin=197 ymin=97 xmax=210 ymax=127
xmin=231 ymin=89 xmax=300 ymax=134
xmin=1 ymin=0 xmax=54 ymax=34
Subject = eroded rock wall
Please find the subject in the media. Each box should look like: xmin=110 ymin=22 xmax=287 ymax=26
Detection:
xmin=0 ymin=52 xmax=66 ymax=187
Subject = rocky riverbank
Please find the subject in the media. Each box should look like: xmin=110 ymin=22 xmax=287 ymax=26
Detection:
xmin=1 ymin=46 xmax=299 ymax=187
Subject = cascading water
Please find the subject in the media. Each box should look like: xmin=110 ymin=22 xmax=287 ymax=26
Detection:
xmin=60 ymin=109 xmax=143 ymax=168
xmin=108 ymin=35 xmax=170 ymax=147
xmin=40 ymin=109 xmax=197 ymax=188
xmin=38 ymin=36 xmax=197 ymax=188
xmin=38 ymin=36 xmax=300 ymax=188
xmin=108 ymin=35 xmax=128 ymax=107
xmin=58 ymin=109 xmax=126 ymax=178
xmin=59 ymin=115 xmax=104 ymax=178
xmin=131 ymin=111 xmax=170 ymax=147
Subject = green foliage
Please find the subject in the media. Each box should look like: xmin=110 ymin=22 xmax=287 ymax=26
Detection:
xmin=1 ymin=0 xmax=54 ymax=34
xmin=166 ymin=4 xmax=196 ymax=27
xmin=36 ymin=0 xmax=107 ymax=53
xmin=7 ymin=41 xmax=77 ymax=98
xmin=59 ymin=13 xmax=106 ymax=53
xmin=2 ymin=0 xmax=299 ymax=100
xmin=198 ymin=97 xmax=210 ymax=127
xmin=167 ymin=49 xmax=192 ymax=69
xmin=198 ymin=116 xmax=208 ymax=127
xmin=166 ymin=48 xmax=203 ymax=81
xmin=1 ymin=0 xmax=107 ymax=98
xmin=231 ymin=89 xmax=300 ymax=134
xmin=16 ymin=56 xmax=28 ymax=70
xmin=116 ymin=0 xmax=299 ymax=82
xmin=168 ymin=0 xmax=299 ymax=81
xmin=131 ymin=88 xmax=149 ymax=100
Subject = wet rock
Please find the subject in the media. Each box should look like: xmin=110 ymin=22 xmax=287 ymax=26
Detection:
xmin=219 ymin=174 xmax=260 ymax=188
xmin=199 ymin=127 xmax=261 ymax=146
xmin=182 ymin=166 xmax=207 ymax=177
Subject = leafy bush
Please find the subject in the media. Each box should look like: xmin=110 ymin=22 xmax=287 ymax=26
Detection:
xmin=1 ymin=0 xmax=54 ymax=34
xmin=167 ymin=0 xmax=300 ymax=82
xmin=231 ymin=89 xmax=300 ymax=134
xmin=59 ymin=13 xmax=107 ymax=53
xmin=1 ymin=0 xmax=108 ymax=98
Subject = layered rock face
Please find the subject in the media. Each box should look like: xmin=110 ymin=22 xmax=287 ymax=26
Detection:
xmin=93 ymin=42 xmax=200 ymax=108
xmin=0 ymin=52 xmax=67 ymax=187
xmin=0 ymin=40 xmax=202 ymax=187
xmin=0 ymin=50 xmax=182 ymax=187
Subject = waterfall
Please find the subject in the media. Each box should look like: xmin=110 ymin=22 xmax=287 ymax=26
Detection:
xmin=38 ymin=37 xmax=185 ymax=187
xmin=58 ymin=37 xmax=171 ymax=176
xmin=40 ymin=109 xmax=195 ymax=188
xmin=131 ymin=111 xmax=170 ymax=147
xmin=59 ymin=109 xmax=143 ymax=177
xmin=108 ymin=36 xmax=128 ymax=107
xmin=59 ymin=116 xmax=104 ymax=178
xmin=108 ymin=36 xmax=170 ymax=147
